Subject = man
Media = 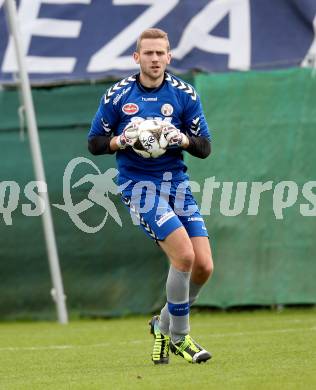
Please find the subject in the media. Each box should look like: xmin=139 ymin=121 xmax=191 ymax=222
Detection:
xmin=88 ymin=28 xmax=214 ymax=364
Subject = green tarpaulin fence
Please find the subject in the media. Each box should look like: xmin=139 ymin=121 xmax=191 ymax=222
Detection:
xmin=0 ymin=68 xmax=315 ymax=319
xmin=191 ymin=68 xmax=316 ymax=307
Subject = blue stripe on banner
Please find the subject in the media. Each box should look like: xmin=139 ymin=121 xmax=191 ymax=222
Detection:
xmin=168 ymin=301 xmax=190 ymax=316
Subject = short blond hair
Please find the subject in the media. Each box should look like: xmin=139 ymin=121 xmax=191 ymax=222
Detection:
xmin=136 ymin=28 xmax=170 ymax=52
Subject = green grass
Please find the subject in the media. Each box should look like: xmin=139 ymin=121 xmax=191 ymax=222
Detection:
xmin=0 ymin=308 xmax=315 ymax=390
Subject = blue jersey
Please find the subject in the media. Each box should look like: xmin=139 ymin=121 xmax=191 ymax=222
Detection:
xmin=88 ymin=73 xmax=211 ymax=184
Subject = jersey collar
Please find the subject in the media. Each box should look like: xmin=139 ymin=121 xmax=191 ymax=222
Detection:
xmin=136 ymin=73 xmax=167 ymax=93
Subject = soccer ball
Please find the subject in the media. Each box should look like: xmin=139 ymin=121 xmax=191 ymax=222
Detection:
xmin=132 ymin=119 xmax=167 ymax=158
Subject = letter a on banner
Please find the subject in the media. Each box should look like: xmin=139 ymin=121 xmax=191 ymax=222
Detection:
xmin=172 ymin=0 xmax=251 ymax=70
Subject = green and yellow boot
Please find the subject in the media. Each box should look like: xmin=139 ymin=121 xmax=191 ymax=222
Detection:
xmin=170 ymin=335 xmax=211 ymax=364
xmin=149 ymin=315 xmax=170 ymax=365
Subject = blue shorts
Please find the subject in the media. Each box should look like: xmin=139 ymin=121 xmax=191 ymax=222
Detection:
xmin=121 ymin=179 xmax=208 ymax=242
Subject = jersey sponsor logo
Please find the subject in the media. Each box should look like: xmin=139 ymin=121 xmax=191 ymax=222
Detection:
xmin=161 ymin=103 xmax=174 ymax=116
xmin=104 ymin=76 xmax=136 ymax=104
xmin=141 ymin=97 xmax=158 ymax=102
xmin=156 ymin=210 xmax=175 ymax=227
xmin=122 ymin=103 xmax=139 ymax=115
xmin=113 ymin=87 xmax=131 ymax=105
xmin=131 ymin=116 xmax=144 ymax=122
xmin=131 ymin=116 xmax=171 ymax=123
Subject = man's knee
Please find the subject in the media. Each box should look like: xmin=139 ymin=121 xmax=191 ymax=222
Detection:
xmin=171 ymin=247 xmax=195 ymax=272
xmin=194 ymin=255 xmax=214 ymax=281
xmin=159 ymin=227 xmax=195 ymax=272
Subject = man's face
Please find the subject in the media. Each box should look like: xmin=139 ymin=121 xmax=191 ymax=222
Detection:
xmin=133 ymin=38 xmax=171 ymax=81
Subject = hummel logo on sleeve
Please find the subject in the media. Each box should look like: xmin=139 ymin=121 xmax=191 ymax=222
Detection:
xmin=190 ymin=117 xmax=201 ymax=135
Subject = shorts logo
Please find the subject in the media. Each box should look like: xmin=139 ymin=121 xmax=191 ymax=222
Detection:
xmin=122 ymin=103 xmax=139 ymax=115
xmin=187 ymin=217 xmax=204 ymax=222
xmin=161 ymin=103 xmax=173 ymax=116
xmin=156 ymin=210 xmax=175 ymax=227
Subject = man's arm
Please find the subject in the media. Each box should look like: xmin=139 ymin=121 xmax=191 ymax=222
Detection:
xmin=162 ymin=124 xmax=211 ymax=159
xmin=179 ymin=85 xmax=211 ymax=159
xmin=88 ymin=136 xmax=120 ymax=155
xmin=183 ymin=136 xmax=211 ymax=159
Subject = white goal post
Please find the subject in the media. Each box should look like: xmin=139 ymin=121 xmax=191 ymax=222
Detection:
xmin=4 ymin=0 xmax=68 ymax=324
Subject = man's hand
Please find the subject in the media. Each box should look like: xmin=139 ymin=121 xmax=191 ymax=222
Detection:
xmin=160 ymin=123 xmax=189 ymax=148
xmin=116 ymin=122 xmax=140 ymax=149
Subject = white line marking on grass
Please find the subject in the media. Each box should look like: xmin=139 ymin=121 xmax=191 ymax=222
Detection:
xmin=0 ymin=327 xmax=315 ymax=352
xmin=0 ymin=345 xmax=74 ymax=351
xmin=193 ymin=317 xmax=316 ymax=328
xmin=199 ymin=326 xmax=316 ymax=339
